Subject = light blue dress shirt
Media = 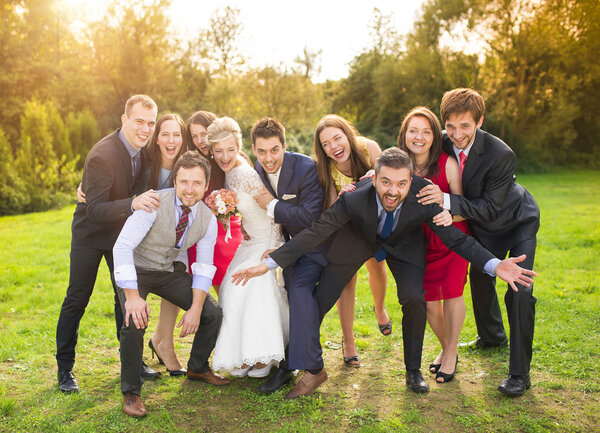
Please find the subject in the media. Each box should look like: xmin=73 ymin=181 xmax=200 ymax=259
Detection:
xmin=113 ymin=191 xmax=218 ymax=292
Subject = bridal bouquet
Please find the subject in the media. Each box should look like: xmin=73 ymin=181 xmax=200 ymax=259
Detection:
xmin=204 ymin=189 xmax=239 ymax=242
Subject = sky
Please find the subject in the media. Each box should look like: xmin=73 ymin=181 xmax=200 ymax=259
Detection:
xmin=61 ymin=0 xmax=426 ymax=82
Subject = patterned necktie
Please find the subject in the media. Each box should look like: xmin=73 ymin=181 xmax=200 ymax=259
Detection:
xmin=175 ymin=205 xmax=191 ymax=246
xmin=459 ymin=151 xmax=467 ymax=177
xmin=374 ymin=211 xmax=394 ymax=262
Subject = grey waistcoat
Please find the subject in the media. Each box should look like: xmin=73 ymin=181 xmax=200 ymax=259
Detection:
xmin=133 ymin=188 xmax=213 ymax=272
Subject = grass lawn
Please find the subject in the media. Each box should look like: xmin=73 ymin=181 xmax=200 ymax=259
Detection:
xmin=0 ymin=170 xmax=598 ymax=432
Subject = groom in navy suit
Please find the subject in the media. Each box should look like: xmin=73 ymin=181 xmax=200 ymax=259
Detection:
xmin=250 ymin=117 xmax=327 ymax=394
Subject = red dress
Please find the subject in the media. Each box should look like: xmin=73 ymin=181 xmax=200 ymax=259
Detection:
xmin=422 ymin=152 xmax=470 ymax=302
xmin=188 ymin=157 xmax=243 ymax=286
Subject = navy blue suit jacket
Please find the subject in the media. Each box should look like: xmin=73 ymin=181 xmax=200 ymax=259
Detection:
xmin=254 ymin=151 xmax=327 ymax=266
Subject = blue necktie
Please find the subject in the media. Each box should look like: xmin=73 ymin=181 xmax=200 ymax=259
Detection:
xmin=374 ymin=211 xmax=394 ymax=262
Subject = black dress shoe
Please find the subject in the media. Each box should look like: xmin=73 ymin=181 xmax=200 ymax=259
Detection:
xmin=405 ymin=370 xmax=429 ymax=393
xmin=461 ymin=336 xmax=508 ymax=349
xmin=258 ymin=367 xmax=293 ymax=394
xmin=141 ymin=361 xmax=161 ymax=379
xmin=498 ymin=375 xmax=531 ymax=396
xmin=58 ymin=370 xmax=79 ymax=393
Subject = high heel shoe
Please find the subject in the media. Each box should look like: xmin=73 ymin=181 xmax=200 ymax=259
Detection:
xmin=373 ymin=306 xmax=392 ymax=336
xmin=148 ymin=340 xmax=186 ymax=376
xmin=430 ymin=355 xmax=458 ymax=374
xmin=148 ymin=340 xmax=164 ymax=365
xmin=436 ymin=369 xmax=455 ymax=383
xmin=429 ymin=362 xmax=441 ymax=374
xmin=436 ymin=355 xmax=459 ymax=383
xmin=342 ymin=337 xmax=360 ymax=368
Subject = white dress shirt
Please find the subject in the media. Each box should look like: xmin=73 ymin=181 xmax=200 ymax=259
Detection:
xmin=113 ymin=194 xmax=217 ymax=292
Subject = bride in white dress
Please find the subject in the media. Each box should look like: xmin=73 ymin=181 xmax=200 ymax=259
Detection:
xmin=207 ymin=117 xmax=288 ymax=378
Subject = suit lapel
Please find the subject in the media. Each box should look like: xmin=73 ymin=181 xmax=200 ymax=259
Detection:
xmin=462 ymin=129 xmax=485 ymax=187
xmin=366 ymin=186 xmax=382 ymax=244
xmin=255 ymin=161 xmax=276 ymax=197
xmin=276 ymin=152 xmax=293 ymax=198
xmin=113 ymin=130 xmax=134 ymax=193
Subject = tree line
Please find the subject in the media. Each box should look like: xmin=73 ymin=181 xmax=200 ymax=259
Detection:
xmin=1 ymin=0 xmax=598 ymax=214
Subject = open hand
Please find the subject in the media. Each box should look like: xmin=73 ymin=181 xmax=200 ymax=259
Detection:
xmin=132 ymin=189 xmax=161 ymax=213
xmin=338 ymin=182 xmax=356 ymax=197
xmin=261 ymin=249 xmax=276 ymax=261
xmin=231 ymin=264 xmax=269 ymax=286
xmin=494 ymin=255 xmax=537 ymax=292
xmin=433 ymin=209 xmax=453 ymax=226
xmin=417 ymin=184 xmax=443 ymax=206
xmin=359 ymin=169 xmax=375 ymax=181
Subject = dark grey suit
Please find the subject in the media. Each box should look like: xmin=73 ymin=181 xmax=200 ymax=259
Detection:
xmin=56 ymin=130 xmax=147 ymax=373
xmin=444 ymin=129 xmax=539 ymax=376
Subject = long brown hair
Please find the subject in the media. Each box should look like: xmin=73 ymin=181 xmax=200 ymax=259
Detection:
xmin=313 ymin=114 xmax=371 ymax=209
xmin=147 ymin=113 xmax=188 ymax=190
xmin=397 ymin=106 xmax=442 ymax=178
xmin=186 ymin=110 xmax=217 ymax=151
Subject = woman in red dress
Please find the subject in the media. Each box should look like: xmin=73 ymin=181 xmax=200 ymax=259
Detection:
xmin=397 ymin=107 xmax=469 ymax=383
xmin=186 ymin=111 xmax=243 ymax=290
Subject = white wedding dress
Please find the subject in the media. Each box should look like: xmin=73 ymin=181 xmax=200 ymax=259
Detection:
xmin=212 ymin=162 xmax=289 ymax=372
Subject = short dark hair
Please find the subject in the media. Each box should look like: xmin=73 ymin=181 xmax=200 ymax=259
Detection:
xmin=440 ymin=88 xmax=485 ymax=123
xmin=251 ymin=117 xmax=286 ymax=146
xmin=172 ymin=150 xmax=211 ymax=185
xmin=374 ymin=147 xmax=413 ymax=176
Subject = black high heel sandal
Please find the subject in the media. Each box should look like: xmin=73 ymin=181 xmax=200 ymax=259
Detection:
xmin=430 ymin=355 xmax=458 ymax=374
xmin=342 ymin=337 xmax=360 ymax=368
xmin=373 ymin=306 xmax=392 ymax=336
xmin=436 ymin=355 xmax=459 ymax=383
xmin=148 ymin=340 xmax=187 ymax=376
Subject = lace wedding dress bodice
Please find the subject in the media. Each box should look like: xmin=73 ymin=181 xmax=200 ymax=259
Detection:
xmin=224 ymin=163 xmax=283 ymax=250
xmin=212 ymin=162 xmax=288 ymax=372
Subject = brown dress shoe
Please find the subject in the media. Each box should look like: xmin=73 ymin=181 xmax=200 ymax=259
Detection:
xmin=285 ymin=369 xmax=327 ymax=399
xmin=123 ymin=393 xmax=147 ymax=418
xmin=187 ymin=369 xmax=231 ymax=386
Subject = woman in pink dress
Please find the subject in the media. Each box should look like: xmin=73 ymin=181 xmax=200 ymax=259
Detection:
xmin=397 ymin=106 xmax=469 ymax=383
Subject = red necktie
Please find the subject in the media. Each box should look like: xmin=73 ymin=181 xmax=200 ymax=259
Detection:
xmin=459 ymin=151 xmax=467 ymax=177
xmin=175 ymin=206 xmax=191 ymax=246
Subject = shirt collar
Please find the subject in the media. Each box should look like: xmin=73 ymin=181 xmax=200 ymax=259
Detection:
xmin=452 ymin=131 xmax=477 ymax=159
xmin=175 ymin=192 xmax=200 ymax=215
xmin=375 ymin=193 xmax=403 ymax=218
xmin=267 ymin=167 xmax=281 ymax=178
xmin=119 ymin=129 xmax=141 ymax=159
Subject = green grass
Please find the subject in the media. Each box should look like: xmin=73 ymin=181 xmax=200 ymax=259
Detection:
xmin=0 ymin=170 xmax=599 ymax=432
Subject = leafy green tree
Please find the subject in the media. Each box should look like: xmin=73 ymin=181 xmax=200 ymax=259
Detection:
xmin=13 ymin=100 xmax=80 ymax=213
xmin=66 ymin=109 xmax=100 ymax=168
xmin=0 ymin=127 xmax=28 ymax=215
